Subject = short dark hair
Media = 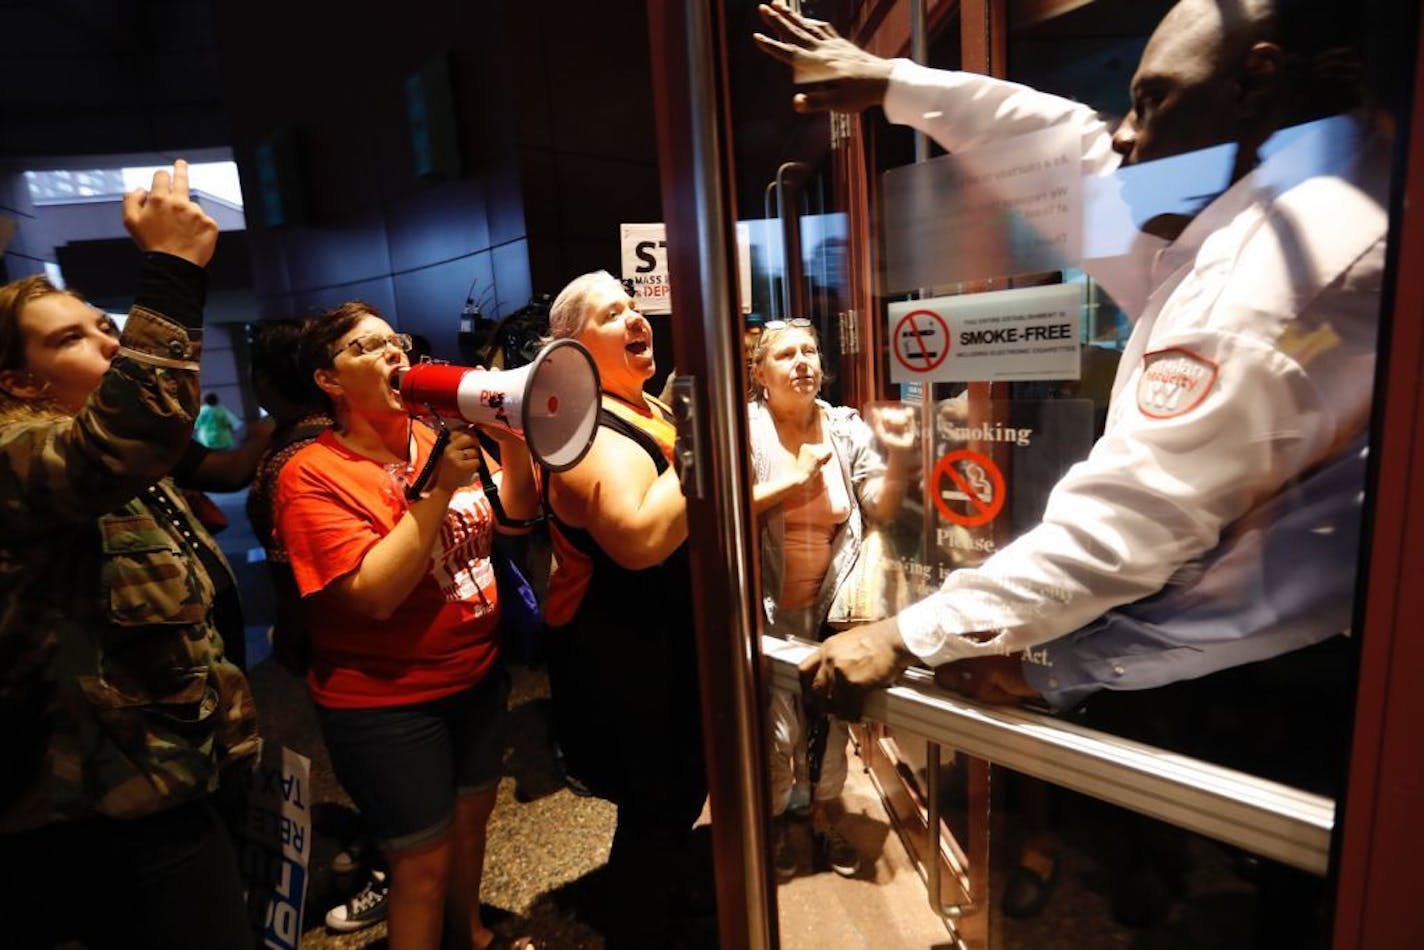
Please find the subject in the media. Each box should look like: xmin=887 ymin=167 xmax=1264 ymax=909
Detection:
xmin=299 ymin=300 xmax=382 ymax=415
xmin=249 ymin=318 xmax=321 ymax=406
xmin=300 ymin=301 xmax=377 ymax=371
xmin=1269 ymin=0 xmax=1366 ymax=118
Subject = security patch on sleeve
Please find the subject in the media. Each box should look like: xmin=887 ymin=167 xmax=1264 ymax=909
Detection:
xmin=1136 ymin=347 xmax=1219 ymax=419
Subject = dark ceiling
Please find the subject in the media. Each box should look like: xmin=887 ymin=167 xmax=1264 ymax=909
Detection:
xmin=0 ymin=0 xmax=232 ymax=167
xmin=0 ymin=0 xmax=1172 ymax=174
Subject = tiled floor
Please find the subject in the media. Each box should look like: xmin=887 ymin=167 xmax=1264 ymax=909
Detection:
xmin=254 ymin=652 xmax=1277 ymax=949
xmin=248 ymin=657 xmax=962 ymax=949
xmin=216 ymin=489 xmax=1306 ymax=949
xmin=219 ymin=486 xmax=959 ymax=948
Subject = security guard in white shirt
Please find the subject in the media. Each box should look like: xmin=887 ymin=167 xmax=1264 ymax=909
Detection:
xmin=754 ymin=0 xmax=1390 ymax=718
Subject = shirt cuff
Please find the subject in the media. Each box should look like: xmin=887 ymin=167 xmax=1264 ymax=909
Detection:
xmin=883 ymin=59 xmax=963 ymax=129
xmin=1020 ymin=646 xmax=1087 ymax=711
xmin=897 ymin=594 xmax=949 ymax=663
xmin=117 ymin=306 xmax=204 ymax=371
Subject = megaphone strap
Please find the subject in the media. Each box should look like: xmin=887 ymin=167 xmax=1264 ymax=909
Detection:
xmin=470 ymin=428 xmax=545 ymax=529
xmin=402 ymin=411 xmax=545 ymax=529
xmin=404 ymin=412 xmax=449 ymax=502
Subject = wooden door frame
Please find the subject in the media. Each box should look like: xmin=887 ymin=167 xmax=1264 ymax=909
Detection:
xmin=1331 ymin=9 xmax=1424 ymax=948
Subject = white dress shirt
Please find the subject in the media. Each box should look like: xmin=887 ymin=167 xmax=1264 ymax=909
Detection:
xmin=881 ymin=62 xmax=1390 ymax=667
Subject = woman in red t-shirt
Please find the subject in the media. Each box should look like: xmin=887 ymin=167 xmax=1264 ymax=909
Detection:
xmin=276 ymin=302 xmax=536 ymax=950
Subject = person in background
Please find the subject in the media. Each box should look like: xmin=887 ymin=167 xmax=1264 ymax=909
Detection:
xmin=408 ymin=331 xmax=433 ymax=364
xmin=245 ymin=317 xmax=332 ymax=674
xmin=541 ymin=270 xmax=708 ymax=948
xmin=245 ymin=315 xmax=389 ymax=931
xmin=0 ymin=161 xmax=259 ymax=949
xmin=194 ymin=389 xmax=241 ymax=449
xmin=277 ymin=302 xmax=537 ymax=950
xmin=748 ymin=318 xmax=913 ymax=880
xmin=756 ymin=0 xmax=1385 ymax=747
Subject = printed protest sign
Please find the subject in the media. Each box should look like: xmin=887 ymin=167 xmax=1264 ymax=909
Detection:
xmin=241 ymin=745 xmax=313 ymax=950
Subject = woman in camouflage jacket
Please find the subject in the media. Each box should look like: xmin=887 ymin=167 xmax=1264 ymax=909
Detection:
xmin=0 ymin=162 xmax=259 ymax=949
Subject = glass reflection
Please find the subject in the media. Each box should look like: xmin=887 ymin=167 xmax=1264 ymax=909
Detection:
xmin=749 ymin=0 xmax=1401 ymax=943
xmin=757 ymin=0 xmax=1385 ymax=764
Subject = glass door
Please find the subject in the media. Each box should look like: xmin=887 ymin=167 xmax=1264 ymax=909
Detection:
xmin=647 ymin=0 xmax=1424 ymax=946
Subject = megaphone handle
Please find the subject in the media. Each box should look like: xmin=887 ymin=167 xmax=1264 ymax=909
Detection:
xmin=404 ymin=408 xmax=451 ymax=502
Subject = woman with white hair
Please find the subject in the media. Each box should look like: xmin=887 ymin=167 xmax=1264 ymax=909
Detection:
xmin=541 ymin=270 xmax=708 ymax=947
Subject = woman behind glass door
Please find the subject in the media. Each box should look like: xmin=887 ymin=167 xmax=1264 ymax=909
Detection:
xmin=748 ymin=318 xmax=914 ymax=878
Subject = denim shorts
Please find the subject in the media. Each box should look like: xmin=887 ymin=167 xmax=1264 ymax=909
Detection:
xmin=316 ymin=670 xmax=509 ymax=853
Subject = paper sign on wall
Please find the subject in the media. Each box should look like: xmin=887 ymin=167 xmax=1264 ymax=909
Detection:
xmin=620 ymin=222 xmax=752 ymax=315
xmin=888 ymin=283 xmax=1083 ymax=383
xmin=882 ymin=124 xmax=1084 ymax=291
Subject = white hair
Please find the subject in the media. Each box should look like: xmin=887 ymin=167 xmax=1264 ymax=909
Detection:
xmin=548 ymin=270 xmax=622 ymax=340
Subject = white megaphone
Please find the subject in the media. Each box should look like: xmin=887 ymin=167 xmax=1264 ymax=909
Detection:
xmin=392 ymin=339 xmax=601 ymax=472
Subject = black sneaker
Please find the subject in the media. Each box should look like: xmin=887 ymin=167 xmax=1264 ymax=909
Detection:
xmin=772 ymin=817 xmax=798 ymax=881
xmin=564 ymin=773 xmax=595 ymax=798
xmin=553 ymin=743 xmax=595 ymax=797
xmin=814 ymin=825 xmax=861 ymax=878
xmin=325 ymin=869 xmax=389 ymax=933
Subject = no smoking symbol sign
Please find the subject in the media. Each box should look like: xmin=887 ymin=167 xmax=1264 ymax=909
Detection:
xmin=893 ymin=309 xmax=950 ymax=373
xmin=931 ymin=450 xmax=1005 ymax=528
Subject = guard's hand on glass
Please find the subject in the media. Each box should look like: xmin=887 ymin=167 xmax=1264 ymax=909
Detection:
xmin=934 ymin=654 xmax=1042 ymax=705
xmin=799 ymin=617 xmax=915 ymax=720
xmin=753 ymin=3 xmax=894 ymax=114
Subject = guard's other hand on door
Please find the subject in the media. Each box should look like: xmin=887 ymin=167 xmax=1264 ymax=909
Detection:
xmin=799 ymin=617 xmax=915 ymax=720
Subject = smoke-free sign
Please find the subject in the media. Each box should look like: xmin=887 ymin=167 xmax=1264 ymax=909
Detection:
xmin=892 ymin=309 xmax=950 ymax=374
xmin=888 ymin=283 xmax=1082 ymax=383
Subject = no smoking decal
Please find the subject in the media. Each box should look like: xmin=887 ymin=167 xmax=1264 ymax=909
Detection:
xmin=931 ymin=449 xmax=1005 ymax=528
xmin=893 ymin=309 xmax=950 ymax=374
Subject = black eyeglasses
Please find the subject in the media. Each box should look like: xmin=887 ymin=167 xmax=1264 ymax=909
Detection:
xmin=342 ymin=332 xmax=413 ymax=357
xmin=762 ymin=318 xmax=812 ymax=330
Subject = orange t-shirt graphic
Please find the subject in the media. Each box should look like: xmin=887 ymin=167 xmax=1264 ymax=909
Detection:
xmin=434 ymin=489 xmax=497 ymax=606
